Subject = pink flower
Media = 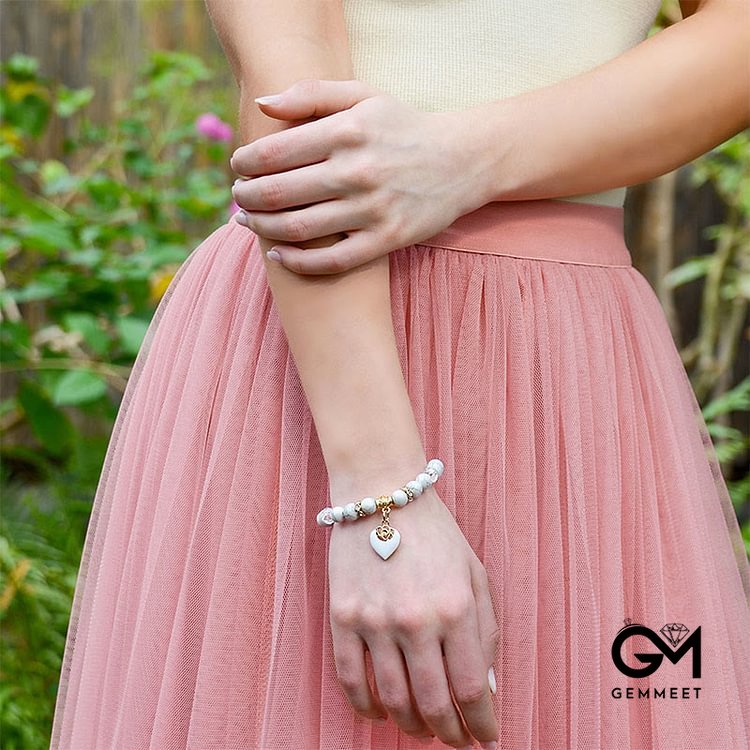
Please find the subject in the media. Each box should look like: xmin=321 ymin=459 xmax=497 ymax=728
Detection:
xmin=195 ymin=113 xmax=233 ymax=143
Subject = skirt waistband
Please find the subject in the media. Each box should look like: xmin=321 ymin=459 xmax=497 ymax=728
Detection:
xmin=418 ymin=198 xmax=632 ymax=268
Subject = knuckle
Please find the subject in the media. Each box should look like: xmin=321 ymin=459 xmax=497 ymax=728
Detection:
xmin=330 ymin=602 xmax=360 ymax=628
xmin=293 ymin=77 xmax=319 ymax=98
xmin=335 ymin=116 xmax=367 ymax=147
xmin=257 ymin=139 xmax=284 ymax=170
xmin=284 ymin=214 xmax=311 ymax=241
xmin=377 ymin=687 xmax=410 ymax=714
xmin=391 ymin=607 xmax=431 ymax=635
xmin=347 ymin=159 xmax=380 ymax=190
xmin=335 ymin=669 xmax=360 ymax=694
xmin=453 ymin=679 xmax=487 ymax=706
xmin=419 ymin=700 xmax=454 ymax=724
xmin=319 ymin=249 xmax=354 ymax=276
xmin=258 ymin=179 xmax=285 ymax=209
xmin=436 ymin=598 xmax=473 ymax=626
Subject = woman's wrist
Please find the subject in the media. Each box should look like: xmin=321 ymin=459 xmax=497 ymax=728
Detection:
xmin=327 ymin=448 xmax=429 ymax=505
xmin=440 ymin=104 xmax=519 ymax=212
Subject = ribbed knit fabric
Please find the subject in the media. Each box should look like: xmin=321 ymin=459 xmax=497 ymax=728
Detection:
xmin=342 ymin=0 xmax=663 ymax=208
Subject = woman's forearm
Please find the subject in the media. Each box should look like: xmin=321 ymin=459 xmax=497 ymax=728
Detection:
xmin=205 ymin=1 xmax=427 ymax=496
xmin=467 ymin=0 xmax=750 ymax=204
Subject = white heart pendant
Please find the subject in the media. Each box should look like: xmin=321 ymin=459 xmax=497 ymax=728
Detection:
xmin=369 ymin=526 xmax=401 ymax=560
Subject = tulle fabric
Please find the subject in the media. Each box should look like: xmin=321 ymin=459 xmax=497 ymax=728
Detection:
xmin=50 ymin=199 xmax=750 ymax=749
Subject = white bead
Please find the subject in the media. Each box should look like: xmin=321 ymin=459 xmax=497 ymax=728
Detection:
xmin=406 ymin=480 xmax=423 ymax=497
xmin=391 ymin=489 xmax=409 ymax=507
xmin=331 ymin=506 xmax=345 ymax=523
xmin=416 ymin=472 xmax=432 ymax=489
xmin=427 ymin=458 xmax=444 ymax=476
xmin=361 ymin=496 xmax=377 ymax=514
xmin=343 ymin=502 xmax=359 ymax=520
xmin=317 ymin=508 xmax=335 ymax=526
xmin=425 ymin=467 xmax=439 ymax=481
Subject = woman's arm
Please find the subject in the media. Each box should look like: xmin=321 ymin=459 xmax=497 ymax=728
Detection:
xmin=204 ymin=6 xmax=502 ymax=748
xmin=468 ymin=0 xmax=750 ymax=205
xmin=204 ymin=0 xmax=427 ymax=497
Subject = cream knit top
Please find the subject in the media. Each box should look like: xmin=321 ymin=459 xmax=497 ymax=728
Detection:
xmin=341 ymin=0 xmax=663 ymax=208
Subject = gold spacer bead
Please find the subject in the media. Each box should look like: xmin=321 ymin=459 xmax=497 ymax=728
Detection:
xmin=376 ymin=494 xmax=392 ymax=509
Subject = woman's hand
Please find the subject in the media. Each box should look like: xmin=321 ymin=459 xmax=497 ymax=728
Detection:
xmin=327 ymin=486 xmax=500 ymax=749
xmin=230 ymin=79 xmax=492 ymax=275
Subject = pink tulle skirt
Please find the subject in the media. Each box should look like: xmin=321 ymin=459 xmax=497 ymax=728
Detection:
xmin=50 ymin=198 xmax=750 ymax=749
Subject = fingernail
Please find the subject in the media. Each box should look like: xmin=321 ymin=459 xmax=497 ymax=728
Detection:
xmin=488 ymin=665 xmax=496 ymax=695
xmin=266 ymin=249 xmax=282 ymax=263
xmin=254 ymin=94 xmax=282 ymax=105
xmin=374 ymin=716 xmax=387 ymax=724
xmin=481 ymin=742 xmax=497 ymax=750
xmin=234 ymin=210 xmax=248 ymax=226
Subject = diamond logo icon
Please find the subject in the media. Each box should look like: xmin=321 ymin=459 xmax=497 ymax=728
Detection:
xmin=660 ymin=622 xmax=690 ymax=647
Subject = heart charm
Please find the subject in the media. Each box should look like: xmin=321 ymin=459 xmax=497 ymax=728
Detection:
xmin=369 ymin=526 xmax=401 ymax=560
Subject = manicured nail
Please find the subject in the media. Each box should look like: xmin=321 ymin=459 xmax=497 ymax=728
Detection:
xmin=488 ymin=665 xmax=496 ymax=695
xmin=266 ymin=249 xmax=282 ymax=263
xmin=254 ymin=94 xmax=282 ymax=105
xmin=234 ymin=210 xmax=248 ymax=226
xmin=481 ymin=742 xmax=497 ymax=750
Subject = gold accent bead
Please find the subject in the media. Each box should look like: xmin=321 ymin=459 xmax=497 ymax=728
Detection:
xmin=376 ymin=494 xmax=392 ymax=509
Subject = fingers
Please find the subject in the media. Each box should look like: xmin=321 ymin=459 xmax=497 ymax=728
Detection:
xmin=365 ymin=635 xmax=434 ymax=738
xmin=399 ymin=631 xmax=471 ymax=747
xmin=442 ymin=605 xmax=499 ymax=749
xmin=254 ymin=78 xmax=381 ymax=121
xmin=329 ymin=621 xmax=386 ymax=721
xmin=235 ymin=199 xmax=370 ymax=245
xmin=230 ymin=114 xmax=338 ymax=178
xmin=231 ymin=102 xmax=373 ymax=179
xmin=231 ymin=79 xmax=383 ymax=178
xmin=261 ymin=230 xmax=389 ymax=276
xmin=231 ymin=162 xmax=342 ymax=212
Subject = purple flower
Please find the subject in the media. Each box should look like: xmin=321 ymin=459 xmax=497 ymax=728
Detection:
xmin=195 ymin=113 xmax=233 ymax=143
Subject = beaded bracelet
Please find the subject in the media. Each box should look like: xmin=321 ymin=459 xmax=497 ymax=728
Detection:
xmin=316 ymin=458 xmax=445 ymax=560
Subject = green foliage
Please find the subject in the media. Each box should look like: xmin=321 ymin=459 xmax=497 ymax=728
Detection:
xmin=668 ymin=133 xmax=750 ymax=519
xmin=0 ymin=50 xmax=235 ymax=747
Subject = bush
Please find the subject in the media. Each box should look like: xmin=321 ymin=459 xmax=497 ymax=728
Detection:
xmin=0 ymin=50 xmax=235 ymax=748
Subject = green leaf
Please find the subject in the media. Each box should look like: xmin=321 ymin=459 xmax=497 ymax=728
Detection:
xmin=39 ymin=159 xmax=77 ymax=194
xmin=17 ymin=379 xmax=74 ymax=456
xmin=51 ymin=369 xmax=108 ymax=406
xmin=663 ymin=256 xmax=713 ymax=289
xmin=54 ymin=85 xmax=94 ymax=118
xmin=702 ymin=377 xmax=750 ymax=420
xmin=115 ymin=317 xmax=149 ymax=356
xmin=62 ymin=312 xmax=110 ymax=356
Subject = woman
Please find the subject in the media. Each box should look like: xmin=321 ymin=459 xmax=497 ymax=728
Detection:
xmin=50 ymin=1 xmax=750 ymax=748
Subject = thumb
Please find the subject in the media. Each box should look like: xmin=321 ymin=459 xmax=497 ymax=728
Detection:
xmin=253 ymin=78 xmax=381 ymax=120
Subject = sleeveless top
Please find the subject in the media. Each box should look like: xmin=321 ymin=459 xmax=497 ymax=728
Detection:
xmin=341 ymin=0 xmax=663 ymax=208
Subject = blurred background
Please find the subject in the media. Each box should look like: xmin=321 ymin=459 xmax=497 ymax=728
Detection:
xmin=1 ymin=1 xmax=748 ymax=747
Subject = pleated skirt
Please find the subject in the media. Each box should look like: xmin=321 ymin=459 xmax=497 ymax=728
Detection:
xmin=50 ymin=198 xmax=750 ymax=749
